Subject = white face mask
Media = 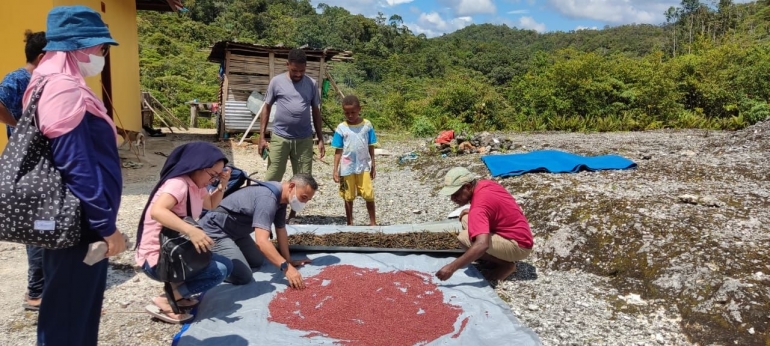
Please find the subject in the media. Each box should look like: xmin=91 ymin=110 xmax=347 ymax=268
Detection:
xmin=77 ymin=54 xmax=105 ymax=77
xmin=289 ymin=187 xmax=306 ymax=213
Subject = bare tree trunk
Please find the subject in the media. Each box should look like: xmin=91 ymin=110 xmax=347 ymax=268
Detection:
xmin=688 ymin=18 xmax=693 ymax=54
xmin=673 ymin=31 xmax=678 ymax=57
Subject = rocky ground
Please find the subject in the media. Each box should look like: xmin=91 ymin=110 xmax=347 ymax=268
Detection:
xmin=0 ymin=123 xmax=767 ymax=345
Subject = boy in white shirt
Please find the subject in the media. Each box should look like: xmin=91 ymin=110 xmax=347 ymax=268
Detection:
xmin=331 ymin=95 xmax=378 ymax=226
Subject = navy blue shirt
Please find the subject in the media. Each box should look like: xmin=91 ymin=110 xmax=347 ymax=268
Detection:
xmin=50 ymin=112 xmax=122 ymax=238
xmin=0 ymin=68 xmax=31 ymax=138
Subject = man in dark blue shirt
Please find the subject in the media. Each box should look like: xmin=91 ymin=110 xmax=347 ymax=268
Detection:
xmin=0 ymin=30 xmax=46 ymax=138
xmin=0 ymin=30 xmax=47 ymax=311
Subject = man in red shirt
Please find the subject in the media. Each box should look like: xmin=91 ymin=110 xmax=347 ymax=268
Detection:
xmin=436 ymin=167 xmax=534 ymax=281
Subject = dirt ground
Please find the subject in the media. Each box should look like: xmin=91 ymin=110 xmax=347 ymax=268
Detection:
xmin=0 ymin=124 xmax=768 ymax=345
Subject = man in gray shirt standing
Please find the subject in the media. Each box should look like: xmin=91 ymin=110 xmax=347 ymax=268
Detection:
xmin=199 ymin=174 xmax=318 ymax=289
xmin=258 ymin=49 xmax=325 ymax=190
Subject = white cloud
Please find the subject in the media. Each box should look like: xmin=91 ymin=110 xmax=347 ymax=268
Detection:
xmin=576 ymin=25 xmax=598 ymax=30
xmin=438 ymin=0 xmax=496 ymax=16
xmin=507 ymin=9 xmax=530 ymax=14
xmin=385 ymin=0 xmax=413 ymax=5
xmin=311 ymin=0 xmax=381 ymax=16
xmin=411 ymin=11 xmax=473 ymax=37
xmin=547 ymin=0 xmax=659 ymax=24
xmin=544 ymin=0 xmax=732 ymax=25
xmin=517 ymin=16 xmax=546 ymax=32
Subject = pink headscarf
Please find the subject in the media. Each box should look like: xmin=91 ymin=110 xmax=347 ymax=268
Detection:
xmin=23 ymin=46 xmax=117 ymax=139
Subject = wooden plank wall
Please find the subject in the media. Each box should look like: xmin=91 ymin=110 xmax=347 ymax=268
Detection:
xmin=226 ymin=53 xmax=324 ymax=101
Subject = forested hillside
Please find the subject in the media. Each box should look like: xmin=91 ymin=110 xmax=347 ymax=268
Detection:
xmin=137 ymin=0 xmax=770 ymax=134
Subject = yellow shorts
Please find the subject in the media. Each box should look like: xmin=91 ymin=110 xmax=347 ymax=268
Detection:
xmin=339 ymin=172 xmax=374 ymax=202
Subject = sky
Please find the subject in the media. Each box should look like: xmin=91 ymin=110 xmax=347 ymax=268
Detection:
xmin=309 ymin=0 xmax=756 ymax=36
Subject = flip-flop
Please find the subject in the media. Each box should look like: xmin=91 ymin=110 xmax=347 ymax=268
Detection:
xmin=121 ymin=161 xmax=143 ymax=169
xmin=145 ymin=305 xmax=194 ymax=324
xmin=160 ymin=294 xmax=199 ymax=308
xmin=22 ymin=293 xmax=41 ymax=311
xmin=22 ymin=302 xmax=40 ymax=311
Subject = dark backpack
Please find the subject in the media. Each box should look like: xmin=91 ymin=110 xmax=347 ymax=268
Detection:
xmin=201 ymin=165 xmax=281 ymax=218
xmin=210 ymin=165 xmax=253 ymax=198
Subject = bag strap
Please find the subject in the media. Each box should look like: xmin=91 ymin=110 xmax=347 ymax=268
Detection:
xmin=245 ymin=178 xmax=282 ymax=201
xmin=24 ymin=77 xmax=49 ymax=130
xmin=185 ymin=188 xmax=192 ymax=217
xmin=250 ymin=180 xmax=281 ymax=240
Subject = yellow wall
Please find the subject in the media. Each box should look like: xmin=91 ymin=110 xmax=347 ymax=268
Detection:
xmin=0 ymin=0 xmax=142 ymax=151
xmin=0 ymin=0 xmax=51 ymax=150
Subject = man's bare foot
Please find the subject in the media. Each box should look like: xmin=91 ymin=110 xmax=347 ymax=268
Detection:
xmin=479 ymin=268 xmax=494 ymax=280
xmin=488 ymin=262 xmax=518 ymax=281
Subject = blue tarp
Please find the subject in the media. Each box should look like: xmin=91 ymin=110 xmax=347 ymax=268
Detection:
xmin=481 ymin=150 xmax=637 ymax=178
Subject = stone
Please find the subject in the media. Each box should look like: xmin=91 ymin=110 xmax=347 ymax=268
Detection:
xmin=678 ymin=194 xmax=699 ymax=205
xmin=698 ymin=196 xmax=724 ymax=207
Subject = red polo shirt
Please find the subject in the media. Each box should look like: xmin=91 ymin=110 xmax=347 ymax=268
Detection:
xmin=467 ymin=180 xmax=533 ymax=249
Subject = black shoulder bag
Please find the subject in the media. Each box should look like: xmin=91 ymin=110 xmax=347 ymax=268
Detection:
xmin=156 ymin=191 xmax=212 ymax=313
xmin=0 ymin=78 xmax=82 ymax=249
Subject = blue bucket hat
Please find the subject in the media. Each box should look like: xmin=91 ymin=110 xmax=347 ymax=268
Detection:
xmin=44 ymin=5 xmax=118 ymax=52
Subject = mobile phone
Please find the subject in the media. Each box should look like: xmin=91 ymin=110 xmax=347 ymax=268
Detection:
xmin=261 ymin=147 xmax=269 ymax=160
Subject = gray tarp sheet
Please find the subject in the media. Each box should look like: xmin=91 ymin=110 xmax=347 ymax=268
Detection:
xmin=281 ymin=220 xmax=463 ymax=235
xmin=175 ymin=252 xmax=541 ymax=346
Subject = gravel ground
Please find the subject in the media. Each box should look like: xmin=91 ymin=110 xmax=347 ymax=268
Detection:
xmin=0 ymin=123 xmax=767 ymax=345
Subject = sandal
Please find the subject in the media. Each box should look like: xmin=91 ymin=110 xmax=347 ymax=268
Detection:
xmin=22 ymin=294 xmax=41 ymax=312
xmin=160 ymin=294 xmax=199 ymax=309
xmin=145 ymin=304 xmax=194 ymax=324
xmin=121 ymin=161 xmax=143 ymax=169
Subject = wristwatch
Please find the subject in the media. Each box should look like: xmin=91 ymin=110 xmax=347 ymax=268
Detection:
xmin=280 ymin=261 xmax=289 ymax=272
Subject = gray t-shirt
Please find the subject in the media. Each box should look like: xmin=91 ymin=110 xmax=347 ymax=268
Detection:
xmin=264 ymin=73 xmax=320 ymax=139
xmin=199 ymin=182 xmax=287 ymax=240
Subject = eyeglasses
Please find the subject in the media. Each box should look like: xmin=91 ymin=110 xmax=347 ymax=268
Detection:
xmin=206 ymin=169 xmax=223 ymax=182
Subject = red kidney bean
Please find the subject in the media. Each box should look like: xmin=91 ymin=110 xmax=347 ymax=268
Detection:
xmin=268 ymin=265 xmax=465 ymax=345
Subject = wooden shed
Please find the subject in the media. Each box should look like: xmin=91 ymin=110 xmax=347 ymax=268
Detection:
xmin=207 ymin=41 xmax=348 ymax=138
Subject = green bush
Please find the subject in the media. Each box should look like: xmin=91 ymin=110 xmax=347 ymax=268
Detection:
xmin=410 ymin=116 xmax=437 ymax=138
xmin=745 ymin=101 xmax=770 ymax=124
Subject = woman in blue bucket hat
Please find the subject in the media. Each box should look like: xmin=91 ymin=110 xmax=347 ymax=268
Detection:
xmin=22 ymin=6 xmax=125 ymax=346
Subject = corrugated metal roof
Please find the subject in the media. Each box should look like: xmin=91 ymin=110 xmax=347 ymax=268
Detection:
xmin=136 ymin=0 xmax=183 ymax=11
xmin=223 ymin=93 xmax=272 ymax=133
xmin=208 ymin=41 xmax=347 ymax=64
